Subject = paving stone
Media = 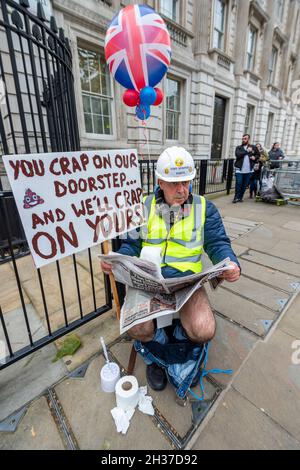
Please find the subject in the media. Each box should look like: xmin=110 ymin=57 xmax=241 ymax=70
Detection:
xmin=110 ymin=340 xmax=219 ymax=440
xmin=230 ymin=225 xmax=281 ymax=252
xmin=278 ymin=293 xmax=300 ymax=339
xmin=47 ymin=287 xmax=106 ymax=331
xmin=264 ymin=224 xmax=300 ymax=244
xmin=22 ymin=261 xmax=104 ymax=330
xmin=223 ymin=275 xmax=289 ymax=312
xmin=270 ymin=240 xmax=300 ymax=264
xmin=193 ymin=388 xmax=300 ymax=450
xmin=225 ymin=229 xmax=247 ymax=238
xmin=240 ymin=259 xmax=300 ymax=293
xmin=0 ymin=264 xmax=30 ymax=314
xmin=223 ymin=217 xmax=260 ymax=227
xmin=282 ymin=221 xmax=300 ymax=232
xmin=231 ymin=243 xmax=250 ymax=257
xmin=208 ymin=286 xmax=277 ymax=336
xmin=59 ymin=310 xmax=120 ymax=372
xmin=225 ymin=222 xmax=253 ymax=232
xmin=73 ymin=246 xmax=104 ymax=281
xmin=55 ymin=356 xmax=172 ymax=450
xmin=207 ymin=315 xmax=257 ymax=386
xmin=0 ymin=397 xmax=64 ymax=450
xmin=0 ymin=344 xmax=67 ymax=422
xmin=233 ymin=329 xmax=300 ymax=442
xmin=0 ymin=304 xmax=47 ymax=353
xmin=241 ymin=250 xmax=300 ymax=277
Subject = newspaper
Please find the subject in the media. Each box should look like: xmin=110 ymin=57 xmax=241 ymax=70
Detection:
xmin=98 ymin=252 xmax=232 ymax=334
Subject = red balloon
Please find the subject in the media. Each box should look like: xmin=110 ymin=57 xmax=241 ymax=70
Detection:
xmin=123 ymin=89 xmax=140 ymax=107
xmin=153 ymin=88 xmax=163 ymax=106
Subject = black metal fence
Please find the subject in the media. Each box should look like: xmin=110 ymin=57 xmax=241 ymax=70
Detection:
xmin=140 ymin=158 xmax=235 ymax=196
xmin=0 ymin=1 xmax=112 ymax=370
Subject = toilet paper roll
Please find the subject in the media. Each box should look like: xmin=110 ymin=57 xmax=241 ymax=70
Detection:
xmin=140 ymin=246 xmax=162 ymax=279
xmin=140 ymin=246 xmax=162 ymax=267
xmin=115 ymin=375 xmax=139 ymax=411
xmin=100 ymin=362 xmax=120 ymax=393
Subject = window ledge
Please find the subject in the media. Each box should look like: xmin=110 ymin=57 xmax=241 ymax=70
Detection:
xmin=161 ymin=14 xmax=194 ymax=48
xmin=267 ymin=84 xmax=281 ymax=98
xmin=244 ymin=70 xmax=262 ymax=85
xmin=249 ymin=0 xmax=270 ymax=25
xmin=208 ymin=48 xmax=235 ymax=71
xmin=274 ymin=26 xmax=288 ymax=45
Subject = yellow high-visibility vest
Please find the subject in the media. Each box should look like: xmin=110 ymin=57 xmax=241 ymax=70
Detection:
xmin=141 ymin=194 xmax=206 ymax=273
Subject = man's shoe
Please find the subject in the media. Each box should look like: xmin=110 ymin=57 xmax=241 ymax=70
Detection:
xmin=146 ymin=363 xmax=167 ymax=391
xmin=238 ymin=199 xmax=243 ymax=202
xmin=232 ymin=198 xmax=239 ymax=203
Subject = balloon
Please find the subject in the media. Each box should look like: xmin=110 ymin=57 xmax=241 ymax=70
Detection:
xmin=153 ymin=87 xmax=163 ymax=106
xmin=135 ymin=104 xmax=150 ymax=120
xmin=105 ymin=4 xmax=171 ymax=92
xmin=123 ymin=89 xmax=140 ymax=107
xmin=140 ymin=86 xmax=157 ymax=106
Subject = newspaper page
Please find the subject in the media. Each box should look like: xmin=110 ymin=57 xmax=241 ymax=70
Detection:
xmin=98 ymin=252 xmax=231 ymax=294
xmin=98 ymin=252 xmax=233 ymax=333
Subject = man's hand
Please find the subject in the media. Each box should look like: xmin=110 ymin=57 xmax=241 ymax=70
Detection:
xmin=100 ymin=261 xmax=113 ymax=275
xmin=219 ymin=262 xmax=241 ymax=283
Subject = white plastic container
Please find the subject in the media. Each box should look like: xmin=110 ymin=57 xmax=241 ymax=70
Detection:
xmin=100 ymin=362 xmax=120 ymax=393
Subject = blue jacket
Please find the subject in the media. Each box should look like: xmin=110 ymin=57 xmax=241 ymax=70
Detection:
xmin=118 ymin=193 xmax=240 ymax=278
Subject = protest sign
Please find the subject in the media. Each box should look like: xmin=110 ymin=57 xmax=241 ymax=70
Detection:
xmin=3 ymin=149 xmax=144 ymax=268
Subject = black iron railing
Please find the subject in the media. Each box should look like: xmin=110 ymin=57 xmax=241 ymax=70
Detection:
xmin=0 ymin=1 xmax=112 ymax=370
xmin=140 ymin=158 xmax=235 ymax=196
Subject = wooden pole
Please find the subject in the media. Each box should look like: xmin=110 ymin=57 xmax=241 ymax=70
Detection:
xmin=101 ymin=240 xmax=137 ymax=374
xmin=102 ymin=240 xmax=121 ymax=320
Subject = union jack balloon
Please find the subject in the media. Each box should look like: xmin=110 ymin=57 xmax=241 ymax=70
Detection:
xmin=105 ymin=4 xmax=172 ymax=92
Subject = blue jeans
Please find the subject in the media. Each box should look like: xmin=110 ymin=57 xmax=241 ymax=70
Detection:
xmin=234 ymin=172 xmax=252 ymax=201
xmin=249 ymin=174 xmax=260 ymax=196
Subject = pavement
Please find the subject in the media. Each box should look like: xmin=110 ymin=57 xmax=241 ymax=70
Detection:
xmin=0 ymin=192 xmax=300 ymax=450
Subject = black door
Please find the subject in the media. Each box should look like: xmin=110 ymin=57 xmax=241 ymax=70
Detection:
xmin=211 ymin=96 xmax=226 ymax=160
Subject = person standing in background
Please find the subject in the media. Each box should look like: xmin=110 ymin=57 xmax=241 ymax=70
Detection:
xmin=249 ymin=143 xmax=269 ymax=198
xmin=269 ymin=142 xmax=285 ymax=169
xmin=233 ymin=134 xmax=260 ymax=203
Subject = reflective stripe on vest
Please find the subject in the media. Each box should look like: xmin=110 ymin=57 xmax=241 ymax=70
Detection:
xmin=142 ymin=194 xmax=206 ymax=273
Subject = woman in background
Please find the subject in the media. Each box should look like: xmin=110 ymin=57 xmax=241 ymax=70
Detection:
xmin=249 ymin=143 xmax=269 ymax=198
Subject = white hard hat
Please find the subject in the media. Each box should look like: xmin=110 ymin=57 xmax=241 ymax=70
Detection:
xmin=155 ymin=147 xmax=196 ymax=182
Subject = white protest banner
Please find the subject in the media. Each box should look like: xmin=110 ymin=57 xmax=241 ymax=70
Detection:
xmin=3 ymin=149 xmax=144 ymax=268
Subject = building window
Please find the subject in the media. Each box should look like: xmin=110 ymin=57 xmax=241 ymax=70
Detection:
xmin=293 ymin=10 xmax=299 ymax=44
xmin=268 ymin=47 xmax=278 ymax=85
xmin=213 ymin=0 xmax=226 ymax=51
xmin=292 ymin=123 xmax=298 ymax=150
xmin=161 ymin=0 xmax=179 ymax=22
xmin=275 ymin=0 xmax=284 ymax=22
xmin=246 ymin=26 xmax=257 ymax=71
xmin=287 ymin=64 xmax=294 ymax=96
xmin=244 ymin=104 xmax=255 ymax=136
xmin=282 ymin=118 xmax=287 ymax=148
xmin=166 ymin=77 xmax=180 ymax=141
xmin=265 ymin=112 xmax=274 ymax=149
xmin=78 ymin=46 xmax=113 ymax=135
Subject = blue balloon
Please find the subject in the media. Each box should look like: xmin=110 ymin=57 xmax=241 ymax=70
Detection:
xmin=140 ymin=86 xmax=157 ymax=106
xmin=135 ymin=104 xmax=151 ymax=120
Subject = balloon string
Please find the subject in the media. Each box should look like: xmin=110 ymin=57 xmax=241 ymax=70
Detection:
xmin=142 ymin=119 xmax=151 ymax=166
xmin=134 ymin=110 xmax=151 ymax=166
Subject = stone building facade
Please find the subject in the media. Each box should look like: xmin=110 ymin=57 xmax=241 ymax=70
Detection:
xmin=6 ymin=0 xmax=300 ymax=161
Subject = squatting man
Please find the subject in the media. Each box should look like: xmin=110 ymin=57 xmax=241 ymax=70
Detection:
xmin=101 ymin=147 xmax=240 ymax=391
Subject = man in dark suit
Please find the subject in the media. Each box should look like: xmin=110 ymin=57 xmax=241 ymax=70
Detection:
xmin=233 ymin=134 xmax=260 ymax=203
